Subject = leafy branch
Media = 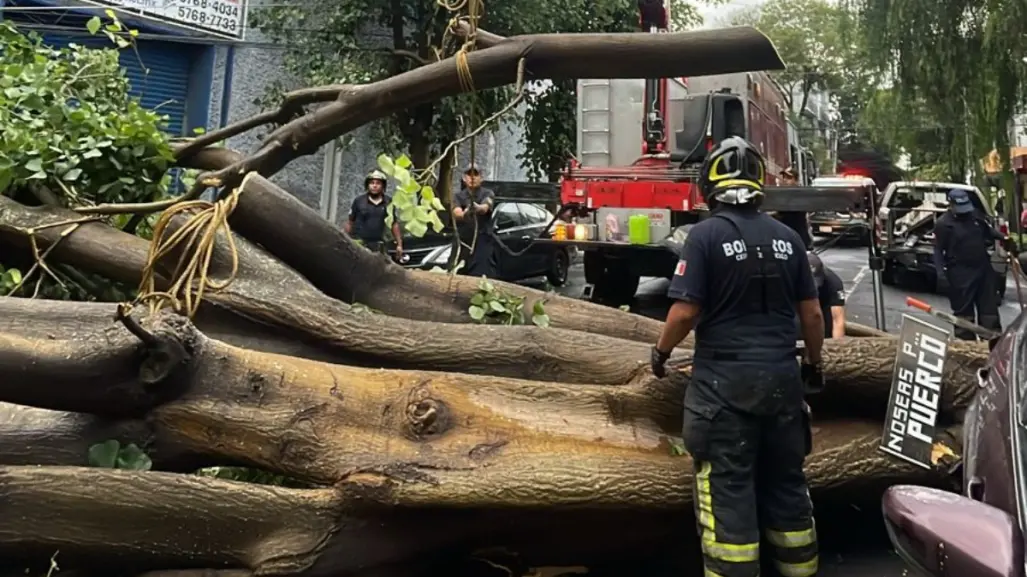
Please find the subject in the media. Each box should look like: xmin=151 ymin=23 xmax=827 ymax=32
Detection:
xmin=468 ymin=279 xmax=550 ymax=327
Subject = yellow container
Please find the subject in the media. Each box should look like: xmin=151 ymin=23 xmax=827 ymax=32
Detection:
xmin=554 ymin=223 xmax=567 ymax=240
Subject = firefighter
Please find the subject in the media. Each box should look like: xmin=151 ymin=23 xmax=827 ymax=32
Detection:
xmin=933 ymin=188 xmax=1012 ymax=343
xmin=650 ymin=137 xmax=824 ymax=577
xmin=807 ymin=252 xmax=847 ymax=338
xmin=452 ymin=165 xmax=497 ymax=277
xmin=345 ymin=169 xmax=403 ymax=259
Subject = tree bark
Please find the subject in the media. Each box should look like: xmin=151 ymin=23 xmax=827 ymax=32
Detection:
xmin=225 ymin=174 xmax=666 ymax=342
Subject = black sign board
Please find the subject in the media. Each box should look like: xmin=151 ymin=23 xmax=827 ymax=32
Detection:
xmin=879 ymin=315 xmax=952 ymax=469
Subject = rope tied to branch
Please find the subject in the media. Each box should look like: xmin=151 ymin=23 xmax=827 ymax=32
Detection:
xmin=127 ymin=173 xmax=252 ymax=319
xmin=438 ymin=0 xmax=482 ymax=94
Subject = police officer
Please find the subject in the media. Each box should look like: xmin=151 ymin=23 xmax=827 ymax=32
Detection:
xmin=345 ymin=169 xmax=403 ymax=258
xmin=933 ymin=188 xmax=1012 ymax=342
xmin=452 ymin=165 xmax=497 ymax=277
xmin=807 ymin=252 xmax=847 ymax=338
xmin=650 ymin=137 xmax=825 ymax=577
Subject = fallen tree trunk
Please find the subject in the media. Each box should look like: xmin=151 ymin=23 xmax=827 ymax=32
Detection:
xmin=0 ymin=302 xmax=957 ymax=575
xmin=0 ymin=192 xmax=990 ymax=398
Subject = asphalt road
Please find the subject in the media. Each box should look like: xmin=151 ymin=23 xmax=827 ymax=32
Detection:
xmin=532 ymin=241 xmax=1027 ymax=576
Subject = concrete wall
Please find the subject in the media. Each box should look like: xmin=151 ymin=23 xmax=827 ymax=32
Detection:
xmin=205 ymin=0 xmax=528 ymax=225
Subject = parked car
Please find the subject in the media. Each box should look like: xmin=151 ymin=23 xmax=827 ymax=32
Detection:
xmin=875 ymin=181 xmax=1008 ymax=299
xmin=883 ymin=312 xmax=1027 ymax=576
xmin=808 ymin=175 xmax=877 ymax=245
xmin=388 ymin=201 xmax=572 ymax=285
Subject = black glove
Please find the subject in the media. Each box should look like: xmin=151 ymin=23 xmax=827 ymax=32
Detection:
xmin=651 ymin=346 xmax=671 ymax=378
xmin=1003 ymin=237 xmax=1018 ymax=253
xmin=801 ymin=361 xmax=824 ymax=394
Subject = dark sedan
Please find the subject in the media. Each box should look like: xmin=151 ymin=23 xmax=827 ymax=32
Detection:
xmin=388 ymin=201 xmax=572 ymax=286
xmin=883 ymin=310 xmax=1027 ymax=577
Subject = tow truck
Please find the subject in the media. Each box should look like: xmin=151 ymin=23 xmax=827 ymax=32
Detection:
xmin=550 ymin=0 xmax=817 ymax=305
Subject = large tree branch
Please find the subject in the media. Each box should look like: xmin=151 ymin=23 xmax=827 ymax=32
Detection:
xmin=201 ymin=27 xmax=784 ymax=190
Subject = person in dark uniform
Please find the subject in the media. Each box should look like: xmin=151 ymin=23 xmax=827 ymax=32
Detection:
xmin=345 ymin=169 xmax=403 ymax=259
xmin=452 ymin=165 xmax=497 ymax=277
xmin=807 ymin=252 xmax=847 ymax=338
xmin=771 ymin=167 xmax=814 ymax=250
xmin=650 ymin=137 xmax=824 ymax=577
xmin=933 ymin=188 xmax=1012 ymax=342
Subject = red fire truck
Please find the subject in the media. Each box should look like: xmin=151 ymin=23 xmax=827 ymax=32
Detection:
xmin=553 ymin=1 xmax=815 ymax=304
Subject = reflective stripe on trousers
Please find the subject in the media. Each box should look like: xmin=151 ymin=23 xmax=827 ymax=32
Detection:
xmin=765 ymin=512 xmax=819 ymax=576
xmin=696 ymin=461 xmax=819 ymax=577
xmin=696 ymin=461 xmax=761 ymax=575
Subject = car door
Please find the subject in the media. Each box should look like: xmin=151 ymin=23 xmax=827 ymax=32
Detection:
xmin=516 ymin=203 xmax=556 ymax=275
xmin=491 ymin=202 xmax=528 ymax=280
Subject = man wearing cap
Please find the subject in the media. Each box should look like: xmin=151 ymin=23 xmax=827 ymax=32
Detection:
xmin=807 ymin=252 xmax=847 ymax=338
xmin=933 ymin=188 xmax=1012 ymax=342
xmin=772 ymin=167 xmax=814 ymax=250
xmin=452 ymin=165 xmax=497 ymax=277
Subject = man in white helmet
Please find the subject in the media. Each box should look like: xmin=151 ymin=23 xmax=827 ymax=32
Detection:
xmin=345 ymin=169 xmax=403 ymax=260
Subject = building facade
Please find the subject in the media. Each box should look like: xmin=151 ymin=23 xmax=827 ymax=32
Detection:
xmin=3 ymin=0 xmax=529 ymax=226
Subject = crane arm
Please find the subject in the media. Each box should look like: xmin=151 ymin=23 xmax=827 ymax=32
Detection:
xmin=638 ymin=0 xmax=669 ymax=154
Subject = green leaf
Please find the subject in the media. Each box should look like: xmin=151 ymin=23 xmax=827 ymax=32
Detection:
xmin=4 ymin=268 xmax=22 ymax=285
xmin=421 ymin=185 xmax=436 ymax=201
xmin=115 ymin=443 xmax=153 ymax=470
xmin=468 ymin=305 xmax=485 ymax=320
xmin=376 ymin=154 xmax=395 ymax=176
xmin=429 ymin=213 xmax=445 ymax=233
xmin=406 ymin=218 xmax=428 ymax=237
xmin=394 ymin=154 xmax=412 ymax=168
xmin=86 ymin=16 xmax=102 ymax=35
xmin=87 ymin=439 xmax=120 ymax=468
xmin=532 ymin=300 xmax=546 ymax=316
xmin=532 ymin=314 xmax=551 ymax=328
xmin=489 ymin=300 xmax=506 ymax=313
xmin=431 ymin=197 xmax=445 ymax=211
xmin=24 ymin=158 xmax=43 ymax=172
xmin=470 ymin=293 xmax=485 ymax=306
xmin=400 ymin=179 xmax=420 ymax=194
xmin=62 ymin=168 xmax=82 ymax=181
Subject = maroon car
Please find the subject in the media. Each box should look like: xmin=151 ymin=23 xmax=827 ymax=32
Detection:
xmin=883 ymin=317 xmax=1027 ymax=576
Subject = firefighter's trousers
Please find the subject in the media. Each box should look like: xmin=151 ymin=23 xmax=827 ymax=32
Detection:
xmin=682 ymin=398 xmax=818 ymax=577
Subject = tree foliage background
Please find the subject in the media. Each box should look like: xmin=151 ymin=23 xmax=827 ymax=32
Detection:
xmin=846 ymin=0 xmax=1027 ymax=182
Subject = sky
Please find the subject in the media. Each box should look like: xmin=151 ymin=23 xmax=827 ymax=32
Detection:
xmin=698 ymin=0 xmax=764 ymax=28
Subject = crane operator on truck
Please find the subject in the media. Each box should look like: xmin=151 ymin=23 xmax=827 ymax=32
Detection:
xmin=650 ymin=137 xmax=824 ymax=577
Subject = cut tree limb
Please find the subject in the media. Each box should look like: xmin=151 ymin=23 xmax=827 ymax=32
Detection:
xmin=226 ymin=174 xmax=666 ymax=343
xmin=202 ymin=27 xmax=783 ymax=191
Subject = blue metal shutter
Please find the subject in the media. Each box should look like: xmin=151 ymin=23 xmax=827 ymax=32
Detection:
xmin=38 ymin=34 xmax=193 ymax=137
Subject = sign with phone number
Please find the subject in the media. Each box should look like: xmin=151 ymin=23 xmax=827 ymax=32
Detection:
xmin=83 ymin=0 xmax=247 ymax=41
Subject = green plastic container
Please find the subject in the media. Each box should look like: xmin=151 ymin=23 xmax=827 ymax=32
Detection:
xmin=628 ymin=214 xmax=651 ymax=245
